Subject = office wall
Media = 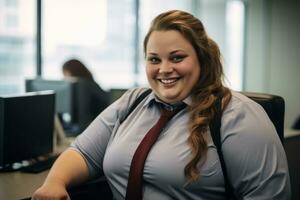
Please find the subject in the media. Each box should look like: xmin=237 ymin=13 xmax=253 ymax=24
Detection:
xmin=244 ymin=0 xmax=300 ymax=128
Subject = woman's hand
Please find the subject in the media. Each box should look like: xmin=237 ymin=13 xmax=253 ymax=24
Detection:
xmin=31 ymin=180 xmax=70 ymax=200
xmin=31 ymin=149 xmax=89 ymax=200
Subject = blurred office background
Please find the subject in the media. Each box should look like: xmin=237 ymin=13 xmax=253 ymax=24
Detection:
xmin=0 ymin=0 xmax=299 ymax=128
xmin=0 ymin=1 xmax=300 ymax=199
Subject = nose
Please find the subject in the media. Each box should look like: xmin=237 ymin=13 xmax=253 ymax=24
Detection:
xmin=159 ymin=61 xmax=173 ymax=74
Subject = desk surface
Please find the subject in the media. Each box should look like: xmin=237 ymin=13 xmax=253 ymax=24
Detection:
xmin=0 ymin=170 xmax=49 ymax=200
xmin=0 ymin=138 xmax=74 ymax=200
xmin=284 ymin=128 xmax=300 ymax=138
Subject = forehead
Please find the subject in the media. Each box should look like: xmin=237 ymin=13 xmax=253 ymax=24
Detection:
xmin=146 ymin=30 xmax=193 ymax=53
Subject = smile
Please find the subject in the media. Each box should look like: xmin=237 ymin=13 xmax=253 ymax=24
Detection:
xmin=158 ymin=78 xmax=180 ymax=85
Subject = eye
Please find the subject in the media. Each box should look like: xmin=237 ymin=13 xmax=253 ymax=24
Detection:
xmin=147 ymin=56 xmax=161 ymax=64
xmin=170 ymin=55 xmax=187 ymax=63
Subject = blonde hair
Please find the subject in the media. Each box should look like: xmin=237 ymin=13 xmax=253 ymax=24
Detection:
xmin=144 ymin=10 xmax=232 ymax=183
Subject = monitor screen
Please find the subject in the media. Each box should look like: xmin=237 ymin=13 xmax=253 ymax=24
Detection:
xmin=26 ymin=78 xmax=74 ymax=114
xmin=26 ymin=78 xmax=109 ymax=136
xmin=0 ymin=91 xmax=55 ymax=168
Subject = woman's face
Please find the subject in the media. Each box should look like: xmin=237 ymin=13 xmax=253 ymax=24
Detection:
xmin=145 ymin=30 xmax=200 ymax=103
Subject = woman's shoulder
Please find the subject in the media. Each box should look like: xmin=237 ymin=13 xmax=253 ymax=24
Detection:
xmin=115 ymin=87 xmax=151 ymax=106
xmin=106 ymin=87 xmax=151 ymax=119
xmin=220 ymin=91 xmax=289 ymax=199
xmin=122 ymin=87 xmax=151 ymax=99
xmin=225 ymin=91 xmax=265 ymax=115
xmin=221 ymin=90 xmax=277 ymax=142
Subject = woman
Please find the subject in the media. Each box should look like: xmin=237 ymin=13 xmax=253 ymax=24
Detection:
xmin=32 ymin=10 xmax=290 ymax=200
xmin=62 ymin=59 xmax=94 ymax=80
xmin=61 ymin=58 xmax=109 ymax=131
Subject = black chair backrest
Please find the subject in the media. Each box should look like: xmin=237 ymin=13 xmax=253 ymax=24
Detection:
xmin=240 ymin=92 xmax=285 ymax=142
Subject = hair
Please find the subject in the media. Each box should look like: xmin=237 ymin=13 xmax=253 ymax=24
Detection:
xmin=143 ymin=10 xmax=232 ymax=183
xmin=62 ymin=59 xmax=94 ymax=80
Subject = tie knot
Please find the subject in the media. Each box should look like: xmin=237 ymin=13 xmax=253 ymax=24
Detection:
xmin=160 ymin=103 xmax=186 ymax=118
xmin=161 ymin=108 xmax=176 ymax=118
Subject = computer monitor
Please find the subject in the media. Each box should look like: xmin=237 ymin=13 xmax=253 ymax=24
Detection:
xmin=26 ymin=78 xmax=109 ymax=136
xmin=0 ymin=91 xmax=55 ymax=169
xmin=26 ymin=78 xmax=80 ymax=135
xmin=26 ymin=78 xmax=75 ymax=115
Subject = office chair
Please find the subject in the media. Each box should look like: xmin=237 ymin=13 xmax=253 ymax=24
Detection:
xmin=67 ymin=91 xmax=285 ymax=199
xmin=68 ymin=175 xmax=112 ymax=200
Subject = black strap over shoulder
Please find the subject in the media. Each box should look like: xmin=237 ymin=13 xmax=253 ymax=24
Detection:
xmin=209 ymin=97 xmax=237 ymax=200
xmin=120 ymin=88 xmax=152 ymax=123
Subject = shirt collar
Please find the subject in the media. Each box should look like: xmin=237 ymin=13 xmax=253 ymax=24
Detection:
xmin=142 ymin=90 xmax=192 ymax=110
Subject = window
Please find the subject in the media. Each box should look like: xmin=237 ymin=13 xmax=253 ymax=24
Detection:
xmin=0 ymin=0 xmax=245 ymax=93
xmin=43 ymin=0 xmax=135 ymax=90
xmin=5 ymin=14 xmax=18 ymax=28
xmin=199 ymin=0 xmax=245 ymax=90
xmin=225 ymin=0 xmax=245 ymax=90
xmin=0 ymin=0 xmax=36 ymax=95
xmin=5 ymin=0 xmax=18 ymax=8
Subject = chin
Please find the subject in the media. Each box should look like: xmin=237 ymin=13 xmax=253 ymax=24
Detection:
xmin=160 ymin=94 xmax=182 ymax=103
xmin=152 ymin=85 xmax=185 ymax=102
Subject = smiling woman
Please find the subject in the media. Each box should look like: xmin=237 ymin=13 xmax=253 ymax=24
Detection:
xmin=145 ymin=30 xmax=200 ymax=103
xmin=142 ymin=10 xmax=233 ymax=185
xmin=32 ymin=10 xmax=290 ymax=200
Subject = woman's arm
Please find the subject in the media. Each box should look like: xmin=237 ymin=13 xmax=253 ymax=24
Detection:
xmin=222 ymin=94 xmax=291 ymax=199
xmin=31 ymin=149 xmax=89 ymax=200
xmin=31 ymin=88 xmax=147 ymax=200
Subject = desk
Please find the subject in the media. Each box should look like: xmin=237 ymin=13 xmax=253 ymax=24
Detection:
xmin=0 ymin=170 xmax=49 ymax=200
xmin=0 ymin=166 xmax=112 ymax=200
xmin=0 ymin=138 xmax=74 ymax=200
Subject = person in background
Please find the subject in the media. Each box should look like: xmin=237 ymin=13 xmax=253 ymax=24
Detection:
xmin=61 ymin=58 xmax=109 ymax=132
xmin=32 ymin=10 xmax=290 ymax=200
xmin=62 ymin=59 xmax=94 ymax=81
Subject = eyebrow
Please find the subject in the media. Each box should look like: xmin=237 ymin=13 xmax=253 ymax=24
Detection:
xmin=147 ymin=52 xmax=158 ymax=56
xmin=170 ymin=50 xmax=185 ymax=54
xmin=147 ymin=49 xmax=185 ymax=56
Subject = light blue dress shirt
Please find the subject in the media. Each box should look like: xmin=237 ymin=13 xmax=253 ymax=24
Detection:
xmin=71 ymin=88 xmax=290 ymax=200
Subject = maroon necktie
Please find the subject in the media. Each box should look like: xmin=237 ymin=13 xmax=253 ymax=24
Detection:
xmin=125 ymin=105 xmax=185 ymax=200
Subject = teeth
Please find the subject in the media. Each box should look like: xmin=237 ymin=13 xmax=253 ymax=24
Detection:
xmin=160 ymin=79 xmax=177 ymax=84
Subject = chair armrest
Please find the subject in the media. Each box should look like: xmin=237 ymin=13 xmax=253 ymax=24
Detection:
xmin=68 ymin=176 xmax=113 ymax=200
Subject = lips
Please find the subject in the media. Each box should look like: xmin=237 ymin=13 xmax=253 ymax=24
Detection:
xmin=158 ymin=77 xmax=180 ymax=85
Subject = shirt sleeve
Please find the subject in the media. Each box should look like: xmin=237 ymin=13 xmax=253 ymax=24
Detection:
xmin=70 ymin=88 xmax=145 ymax=178
xmin=221 ymin=94 xmax=291 ymax=200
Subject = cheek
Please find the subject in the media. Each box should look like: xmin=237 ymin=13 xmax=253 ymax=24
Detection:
xmin=177 ymin=61 xmax=199 ymax=76
xmin=146 ymin=65 xmax=157 ymax=78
